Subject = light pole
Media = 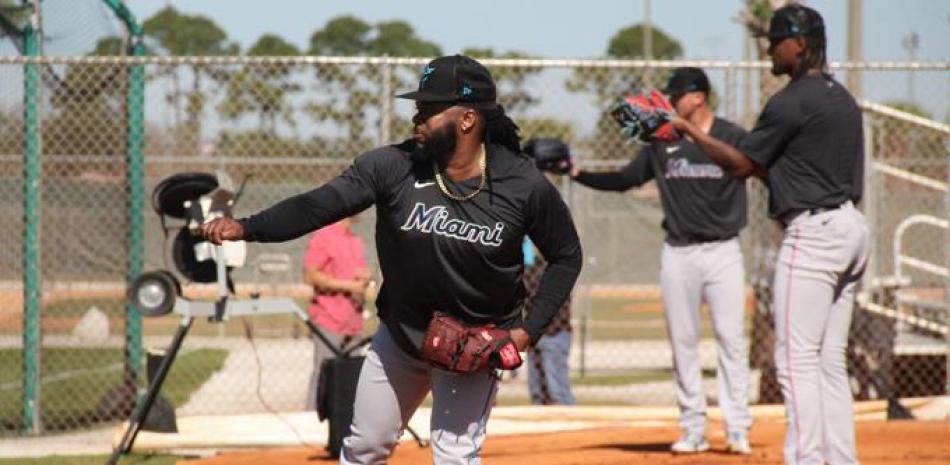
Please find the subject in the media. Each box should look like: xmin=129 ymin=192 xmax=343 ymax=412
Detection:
xmin=642 ymin=0 xmax=652 ymax=60
xmin=642 ymin=0 xmax=653 ymax=86
xmin=901 ymin=31 xmax=919 ymax=103
xmin=847 ymin=0 xmax=862 ymax=97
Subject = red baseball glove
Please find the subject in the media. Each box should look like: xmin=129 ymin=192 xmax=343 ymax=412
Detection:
xmin=610 ymin=89 xmax=680 ymax=144
xmin=421 ymin=312 xmax=523 ymax=373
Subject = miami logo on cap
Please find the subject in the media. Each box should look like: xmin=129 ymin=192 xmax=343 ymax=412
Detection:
xmin=420 ymin=65 xmax=435 ymax=88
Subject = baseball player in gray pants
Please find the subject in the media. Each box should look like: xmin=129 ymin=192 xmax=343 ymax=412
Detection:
xmin=201 ymin=55 xmax=583 ymax=465
xmin=674 ymin=6 xmax=869 ymax=464
xmin=571 ymin=67 xmax=753 ymax=455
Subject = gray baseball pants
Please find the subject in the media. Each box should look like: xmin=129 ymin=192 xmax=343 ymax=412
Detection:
xmin=773 ymin=203 xmax=869 ymax=465
xmin=660 ymin=236 xmax=752 ymax=437
xmin=340 ymin=324 xmax=499 ymax=465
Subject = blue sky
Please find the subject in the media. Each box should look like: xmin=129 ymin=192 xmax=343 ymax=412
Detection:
xmin=118 ymin=0 xmax=948 ymax=121
xmin=125 ymin=0 xmax=947 ymax=61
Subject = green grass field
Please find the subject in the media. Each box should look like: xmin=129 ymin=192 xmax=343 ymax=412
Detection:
xmin=0 ymin=347 xmax=227 ymax=433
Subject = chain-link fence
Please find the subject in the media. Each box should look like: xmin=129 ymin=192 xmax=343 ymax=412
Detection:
xmin=0 ymin=56 xmax=946 ymax=435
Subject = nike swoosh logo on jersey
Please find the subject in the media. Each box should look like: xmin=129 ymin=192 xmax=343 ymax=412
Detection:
xmin=414 ymin=180 xmax=435 ymax=189
xmin=665 ymin=145 xmax=681 ymax=154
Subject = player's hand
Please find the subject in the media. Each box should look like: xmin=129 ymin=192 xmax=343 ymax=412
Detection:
xmin=670 ymin=116 xmax=694 ymax=134
xmin=509 ymin=328 xmax=531 ymax=352
xmin=200 ymin=217 xmax=244 ymax=245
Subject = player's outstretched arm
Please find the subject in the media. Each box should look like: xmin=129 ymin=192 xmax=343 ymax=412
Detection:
xmin=523 ymin=136 xmax=651 ymax=192
xmin=201 ymin=147 xmax=394 ymax=244
xmin=672 ymin=117 xmax=765 ymax=180
xmin=570 ymin=148 xmax=653 ymax=192
xmin=199 ymin=183 xmax=358 ymax=245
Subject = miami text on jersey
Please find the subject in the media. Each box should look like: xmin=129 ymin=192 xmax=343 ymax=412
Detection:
xmin=664 ymin=158 xmax=724 ymax=179
xmin=400 ymin=202 xmax=505 ymax=247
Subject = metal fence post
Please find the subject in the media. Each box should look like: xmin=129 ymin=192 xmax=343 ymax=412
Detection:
xmin=380 ymin=58 xmax=392 ymax=145
xmin=561 ymin=175 xmax=587 ymax=377
xmin=861 ymin=113 xmax=877 ymax=287
xmin=101 ymin=0 xmax=146 ymax=392
xmin=124 ymin=32 xmax=146 ymax=387
xmin=21 ymin=22 xmax=42 ymax=436
xmin=724 ymin=67 xmax=736 ymax=122
xmin=945 ymin=130 xmax=949 ymax=395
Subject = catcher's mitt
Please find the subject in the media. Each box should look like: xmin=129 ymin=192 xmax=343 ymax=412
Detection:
xmin=421 ymin=312 xmax=522 ymax=373
xmin=610 ymin=89 xmax=680 ymax=144
xmin=523 ymin=138 xmax=573 ymax=175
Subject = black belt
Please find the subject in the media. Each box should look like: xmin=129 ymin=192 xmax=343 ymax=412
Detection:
xmin=665 ymin=233 xmax=737 ymax=246
xmin=779 ymin=204 xmax=842 ymax=228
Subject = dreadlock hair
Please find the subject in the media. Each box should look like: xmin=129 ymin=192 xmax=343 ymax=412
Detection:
xmin=479 ymin=105 xmax=522 ymax=154
xmin=795 ymin=34 xmax=829 ymax=79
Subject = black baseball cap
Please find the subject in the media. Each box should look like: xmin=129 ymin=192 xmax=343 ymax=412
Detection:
xmin=662 ymin=67 xmax=710 ymax=97
xmin=396 ymin=54 xmax=498 ymax=109
xmin=759 ymin=4 xmax=825 ymax=39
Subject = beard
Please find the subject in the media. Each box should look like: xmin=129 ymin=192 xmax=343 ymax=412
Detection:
xmin=412 ymin=121 xmax=457 ymax=165
xmin=770 ymin=59 xmax=786 ymax=76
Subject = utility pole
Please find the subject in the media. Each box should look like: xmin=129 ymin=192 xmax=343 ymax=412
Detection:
xmin=642 ymin=0 xmax=653 ymax=86
xmin=847 ymin=0 xmax=862 ymax=98
xmin=642 ymin=0 xmax=652 ymax=60
xmin=901 ymin=31 xmax=919 ymax=103
xmin=742 ymin=27 xmax=753 ymax=127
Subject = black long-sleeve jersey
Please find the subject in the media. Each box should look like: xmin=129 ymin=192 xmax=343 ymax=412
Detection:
xmin=239 ymin=140 xmax=583 ymax=356
xmin=574 ymin=118 xmax=748 ymax=242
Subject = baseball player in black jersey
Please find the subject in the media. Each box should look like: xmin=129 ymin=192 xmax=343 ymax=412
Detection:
xmin=570 ymin=67 xmax=753 ymax=455
xmin=201 ymin=54 xmax=583 ymax=465
xmin=672 ymin=6 xmax=868 ymax=465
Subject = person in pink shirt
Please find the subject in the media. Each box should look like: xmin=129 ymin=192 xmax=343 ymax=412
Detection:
xmin=303 ymin=216 xmax=373 ymax=411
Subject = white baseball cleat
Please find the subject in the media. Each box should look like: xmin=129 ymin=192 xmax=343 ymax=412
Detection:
xmin=670 ymin=433 xmax=709 ymax=453
xmin=727 ymin=432 xmax=752 ymax=455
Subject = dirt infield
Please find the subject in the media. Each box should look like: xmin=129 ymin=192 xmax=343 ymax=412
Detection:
xmin=180 ymin=420 xmax=949 ymax=465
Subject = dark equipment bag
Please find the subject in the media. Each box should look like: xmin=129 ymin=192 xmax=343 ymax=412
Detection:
xmin=316 ymin=356 xmax=365 ymax=459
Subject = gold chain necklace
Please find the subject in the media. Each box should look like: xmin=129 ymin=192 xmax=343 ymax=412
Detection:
xmin=433 ymin=146 xmax=486 ymax=202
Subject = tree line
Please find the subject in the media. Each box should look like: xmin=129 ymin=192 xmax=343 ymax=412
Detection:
xmin=4 ymin=5 xmax=685 ymax=162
